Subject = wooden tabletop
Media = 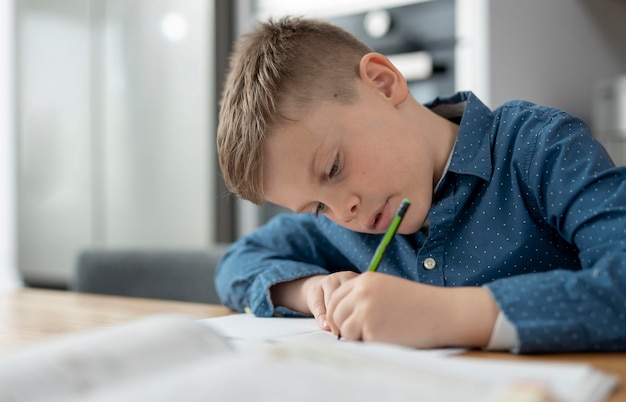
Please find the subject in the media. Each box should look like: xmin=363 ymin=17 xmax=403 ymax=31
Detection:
xmin=1 ymin=288 xmax=623 ymax=401
xmin=0 ymin=287 xmax=233 ymax=352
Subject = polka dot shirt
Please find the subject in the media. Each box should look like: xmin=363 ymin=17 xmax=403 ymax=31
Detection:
xmin=216 ymin=92 xmax=626 ymax=353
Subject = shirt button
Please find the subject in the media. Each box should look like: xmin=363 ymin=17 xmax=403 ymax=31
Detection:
xmin=423 ymin=257 xmax=437 ymax=270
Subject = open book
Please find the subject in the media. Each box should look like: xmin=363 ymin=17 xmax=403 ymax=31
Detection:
xmin=0 ymin=314 xmax=618 ymax=402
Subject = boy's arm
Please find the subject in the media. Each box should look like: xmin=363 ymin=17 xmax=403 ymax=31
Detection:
xmin=486 ymin=112 xmax=626 ymax=353
xmin=214 ymin=213 xmax=356 ymax=316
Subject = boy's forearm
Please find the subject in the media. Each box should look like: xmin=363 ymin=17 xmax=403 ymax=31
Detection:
xmin=437 ymin=286 xmax=500 ymax=347
xmin=270 ymin=276 xmax=320 ymax=315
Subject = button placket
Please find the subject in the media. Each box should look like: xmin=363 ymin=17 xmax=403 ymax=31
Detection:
xmin=415 ymin=182 xmax=455 ymax=286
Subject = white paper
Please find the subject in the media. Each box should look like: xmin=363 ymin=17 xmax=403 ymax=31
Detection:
xmin=77 ymin=352 xmax=502 ymax=402
xmin=200 ymin=314 xmax=464 ymax=357
xmin=200 ymin=314 xmax=320 ymax=341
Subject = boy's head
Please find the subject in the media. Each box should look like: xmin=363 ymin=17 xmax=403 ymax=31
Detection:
xmin=217 ymin=16 xmax=373 ymax=205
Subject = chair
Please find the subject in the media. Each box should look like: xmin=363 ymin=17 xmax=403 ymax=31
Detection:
xmin=71 ymin=245 xmax=230 ymax=304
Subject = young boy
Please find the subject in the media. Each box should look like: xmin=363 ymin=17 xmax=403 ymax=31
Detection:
xmin=216 ymin=16 xmax=626 ymax=353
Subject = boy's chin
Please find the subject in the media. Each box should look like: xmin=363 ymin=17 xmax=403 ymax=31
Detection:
xmin=397 ymin=220 xmax=424 ymax=235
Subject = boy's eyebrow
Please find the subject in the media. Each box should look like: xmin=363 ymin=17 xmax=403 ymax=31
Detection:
xmin=294 ymin=204 xmax=309 ymax=214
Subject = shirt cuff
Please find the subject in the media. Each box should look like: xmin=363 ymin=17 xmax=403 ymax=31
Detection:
xmin=485 ymin=311 xmax=520 ymax=351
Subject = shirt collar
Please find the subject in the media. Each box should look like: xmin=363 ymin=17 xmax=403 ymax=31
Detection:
xmin=425 ymin=91 xmax=494 ymax=183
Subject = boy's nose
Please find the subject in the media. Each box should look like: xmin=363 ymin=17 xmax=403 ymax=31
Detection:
xmin=336 ymin=197 xmax=359 ymax=224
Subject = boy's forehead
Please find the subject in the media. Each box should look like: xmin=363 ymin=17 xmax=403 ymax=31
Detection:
xmin=262 ymin=116 xmax=333 ymax=207
xmin=269 ymin=106 xmax=326 ymax=145
xmin=264 ymin=98 xmax=358 ymax=175
xmin=265 ymin=118 xmax=321 ymax=168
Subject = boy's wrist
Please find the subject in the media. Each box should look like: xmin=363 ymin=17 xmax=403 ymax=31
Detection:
xmin=439 ymin=287 xmax=500 ymax=348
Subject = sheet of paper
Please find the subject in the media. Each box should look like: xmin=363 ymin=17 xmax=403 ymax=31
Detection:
xmin=200 ymin=314 xmax=463 ymax=357
xmin=82 ymin=332 xmax=617 ymax=402
xmin=79 ymin=351 xmax=506 ymax=402
xmin=200 ymin=315 xmax=319 ymax=341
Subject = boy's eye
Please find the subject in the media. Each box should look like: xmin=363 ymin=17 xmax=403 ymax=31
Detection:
xmin=315 ymin=202 xmax=327 ymax=218
xmin=314 ymin=154 xmax=339 ymax=218
xmin=328 ymin=154 xmax=340 ymax=178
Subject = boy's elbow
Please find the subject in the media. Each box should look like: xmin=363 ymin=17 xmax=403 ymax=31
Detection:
xmin=214 ymin=257 xmax=244 ymax=310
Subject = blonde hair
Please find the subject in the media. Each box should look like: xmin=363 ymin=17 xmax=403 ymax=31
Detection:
xmin=217 ymin=16 xmax=373 ymax=204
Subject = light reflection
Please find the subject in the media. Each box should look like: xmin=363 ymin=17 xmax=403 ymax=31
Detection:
xmin=161 ymin=13 xmax=187 ymax=42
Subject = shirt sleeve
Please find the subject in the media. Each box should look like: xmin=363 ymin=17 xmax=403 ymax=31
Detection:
xmin=214 ymin=213 xmax=357 ymax=316
xmin=485 ymin=110 xmax=626 ymax=352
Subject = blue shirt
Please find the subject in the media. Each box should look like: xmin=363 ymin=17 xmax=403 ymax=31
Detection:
xmin=215 ymin=91 xmax=626 ymax=353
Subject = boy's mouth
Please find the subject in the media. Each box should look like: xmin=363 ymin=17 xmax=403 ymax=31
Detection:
xmin=368 ymin=201 xmax=390 ymax=231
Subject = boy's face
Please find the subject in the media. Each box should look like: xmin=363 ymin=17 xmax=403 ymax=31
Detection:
xmin=262 ymin=80 xmax=439 ymax=235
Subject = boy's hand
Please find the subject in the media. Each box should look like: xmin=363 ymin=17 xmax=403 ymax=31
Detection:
xmin=270 ymin=271 xmax=360 ymax=330
xmin=325 ymin=272 xmax=500 ymax=349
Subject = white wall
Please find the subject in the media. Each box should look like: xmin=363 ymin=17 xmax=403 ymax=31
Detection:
xmin=487 ymin=0 xmax=626 ymax=123
xmin=17 ymin=0 xmax=95 ymax=286
xmin=0 ymin=0 xmax=22 ymax=289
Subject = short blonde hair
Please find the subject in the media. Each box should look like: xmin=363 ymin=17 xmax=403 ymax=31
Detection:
xmin=217 ymin=16 xmax=373 ymax=204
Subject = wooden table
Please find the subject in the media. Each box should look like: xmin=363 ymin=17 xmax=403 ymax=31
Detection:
xmin=0 ymin=287 xmax=233 ymax=352
xmin=1 ymin=288 xmax=623 ymax=401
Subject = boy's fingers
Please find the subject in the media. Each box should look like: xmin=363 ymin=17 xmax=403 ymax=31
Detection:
xmin=325 ymin=279 xmax=355 ymax=336
xmin=312 ymin=272 xmax=358 ymax=334
xmin=321 ymin=278 xmax=345 ymax=335
xmin=310 ymin=290 xmax=330 ymax=330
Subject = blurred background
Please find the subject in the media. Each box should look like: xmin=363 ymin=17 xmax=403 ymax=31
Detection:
xmin=1 ymin=0 xmax=625 ymax=294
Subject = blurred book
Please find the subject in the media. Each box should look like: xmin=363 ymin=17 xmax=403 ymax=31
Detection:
xmin=0 ymin=314 xmax=617 ymax=402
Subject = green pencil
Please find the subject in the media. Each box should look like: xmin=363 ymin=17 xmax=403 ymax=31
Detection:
xmin=339 ymin=198 xmax=411 ymax=341
xmin=367 ymin=198 xmax=411 ymax=272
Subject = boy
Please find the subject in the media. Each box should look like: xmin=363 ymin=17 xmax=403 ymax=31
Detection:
xmin=216 ymin=17 xmax=626 ymax=353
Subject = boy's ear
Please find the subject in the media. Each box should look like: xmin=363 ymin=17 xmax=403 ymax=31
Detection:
xmin=358 ymin=52 xmax=408 ymax=105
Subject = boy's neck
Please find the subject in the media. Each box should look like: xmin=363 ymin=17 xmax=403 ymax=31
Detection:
xmin=416 ymin=102 xmax=459 ymax=189
xmin=434 ymin=118 xmax=459 ymax=188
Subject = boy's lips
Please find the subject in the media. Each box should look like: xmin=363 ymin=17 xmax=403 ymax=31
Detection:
xmin=368 ymin=201 xmax=391 ymax=231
